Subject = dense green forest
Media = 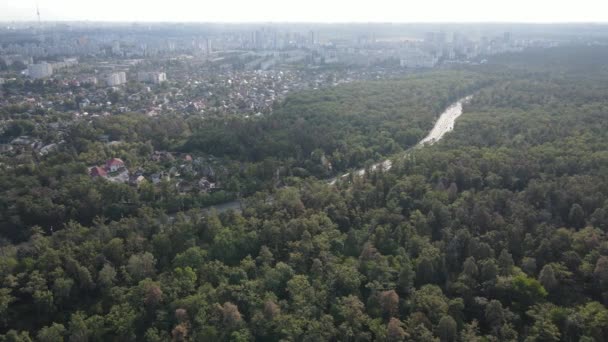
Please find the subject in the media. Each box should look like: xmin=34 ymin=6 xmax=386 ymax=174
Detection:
xmin=2 ymin=46 xmax=608 ymax=341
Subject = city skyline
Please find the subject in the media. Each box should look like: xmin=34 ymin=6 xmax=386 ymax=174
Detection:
xmin=2 ymin=0 xmax=608 ymax=23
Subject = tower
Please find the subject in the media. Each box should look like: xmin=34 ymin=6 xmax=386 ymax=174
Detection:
xmin=35 ymin=2 xmax=45 ymax=42
xmin=36 ymin=4 xmax=41 ymax=25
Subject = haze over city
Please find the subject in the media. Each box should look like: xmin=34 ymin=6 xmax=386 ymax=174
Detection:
xmin=2 ymin=0 xmax=608 ymax=23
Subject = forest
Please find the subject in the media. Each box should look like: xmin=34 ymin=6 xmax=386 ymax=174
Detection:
xmin=1 ymin=46 xmax=608 ymax=341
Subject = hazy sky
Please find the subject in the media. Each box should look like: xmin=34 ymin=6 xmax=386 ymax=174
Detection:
xmin=1 ymin=0 xmax=608 ymax=23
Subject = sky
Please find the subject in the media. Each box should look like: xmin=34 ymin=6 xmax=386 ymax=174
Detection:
xmin=1 ymin=0 xmax=608 ymax=23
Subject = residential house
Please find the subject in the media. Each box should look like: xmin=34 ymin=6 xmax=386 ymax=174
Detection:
xmin=151 ymin=171 xmax=170 ymax=184
xmin=105 ymin=158 xmax=125 ymax=172
xmin=90 ymin=166 xmax=107 ymax=178
xmin=198 ymin=177 xmax=217 ymax=192
xmin=130 ymin=175 xmax=146 ymax=186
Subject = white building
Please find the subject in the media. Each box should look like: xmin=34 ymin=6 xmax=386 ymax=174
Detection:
xmin=51 ymin=57 xmax=79 ymax=71
xmin=106 ymin=71 xmax=127 ymax=86
xmin=27 ymin=62 xmax=53 ymax=79
xmin=399 ymin=49 xmax=439 ymax=68
xmin=137 ymin=71 xmax=167 ymax=84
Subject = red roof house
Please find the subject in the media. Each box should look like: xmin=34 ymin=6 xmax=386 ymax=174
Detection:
xmin=90 ymin=166 xmax=107 ymax=177
xmin=105 ymin=158 xmax=125 ymax=172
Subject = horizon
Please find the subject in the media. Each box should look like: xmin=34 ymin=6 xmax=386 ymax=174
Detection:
xmin=2 ymin=0 xmax=608 ymax=24
xmin=3 ymin=20 xmax=608 ymax=25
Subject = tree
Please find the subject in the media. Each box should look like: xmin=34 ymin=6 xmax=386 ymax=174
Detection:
xmin=105 ymin=304 xmax=137 ymax=340
xmin=171 ymin=323 xmax=189 ymax=342
xmin=52 ymin=277 xmax=74 ymax=303
xmin=480 ymin=259 xmax=499 ymax=282
xmin=436 ymin=316 xmax=457 ymax=342
xmin=0 ymin=288 xmax=15 ymax=324
xmin=103 ymin=238 xmax=125 ymax=265
xmin=416 ymin=257 xmax=436 ymax=286
xmin=98 ymin=264 xmax=117 ymax=288
xmin=286 ymin=275 xmax=317 ymax=318
xmin=506 ymin=275 xmax=548 ymax=313
xmin=1 ymin=330 xmax=33 ymax=342
xmin=263 ymin=300 xmax=280 ymax=320
xmin=594 ymin=256 xmax=608 ymax=291
xmin=411 ymin=285 xmax=449 ymax=324
xmin=172 ymin=246 xmax=207 ymax=269
xmin=462 ymin=257 xmax=479 ymax=279
xmin=221 ymin=302 xmax=243 ymax=329
xmin=126 ymin=252 xmax=156 ymax=282
xmin=485 ymin=300 xmax=504 ymax=327
xmin=387 ymin=317 xmax=407 ymax=341
xmin=397 ymin=258 xmax=415 ymax=295
xmin=142 ymin=281 xmax=163 ymax=307
xmin=276 ymin=187 xmax=305 ymax=216
xmin=460 ymin=320 xmax=483 ymax=342
xmin=145 ymin=328 xmax=169 ymax=342
xmin=37 ymin=323 xmax=66 ymax=342
xmin=568 ymin=204 xmax=586 ymax=229
xmin=578 ymin=301 xmax=608 ymax=341
xmin=539 ymin=265 xmax=558 ymax=292
xmin=525 ymin=316 xmax=561 ymax=342
xmin=379 ymin=290 xmax=399 ymax=318
xmin=522 ymin=257 xmax=537 ymax=275
xmin=498 ymin=250 xmax=514 ymax=276
xmin=334 ymin=295 xmax=369 ymax=335
xmin=67 ymin=312 xmax=89 ymax=342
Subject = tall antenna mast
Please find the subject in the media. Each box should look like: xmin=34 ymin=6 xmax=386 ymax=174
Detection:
xmin=36 ymin=3 xmax=41 ymax=25
xmin=35 ymin=1 xmax=45 ymax=41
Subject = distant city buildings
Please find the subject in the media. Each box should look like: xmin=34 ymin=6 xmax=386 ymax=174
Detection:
xmin=79 ymin=76 xmax=98 ymax=85
xmin=399 ymin=50 xmax=439 ymax=68
xmin=25 ymin=58 xmax=78 ymax=79
xmin=105 ymin=71 xmax=127 ymax=86
xmin=137 ymin=71 xmax=167 ymax=84
xmin=51 ymin=57 xmax=78 ymax=70
xmin=27 ymin=62 xmax=53 ymax=79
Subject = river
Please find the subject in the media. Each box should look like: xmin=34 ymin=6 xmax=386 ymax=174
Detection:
xmin=204 ymin=95 xmax=472 ymax=212
xmin=329 ymin=95 xmax=472 ymax=184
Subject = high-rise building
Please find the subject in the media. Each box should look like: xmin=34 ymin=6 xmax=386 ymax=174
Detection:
xmin=111 ymin=41 xmax=121 ymax=55
xmin=106 ymin=71 xmax=127 ymax=87
xmin=27 ymin=62 xmax=53 ymax=79
xmin=137 ymin=72 xmax=167 ymax=84
xmin=206 ymin=38 xmax=212 ymax=54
